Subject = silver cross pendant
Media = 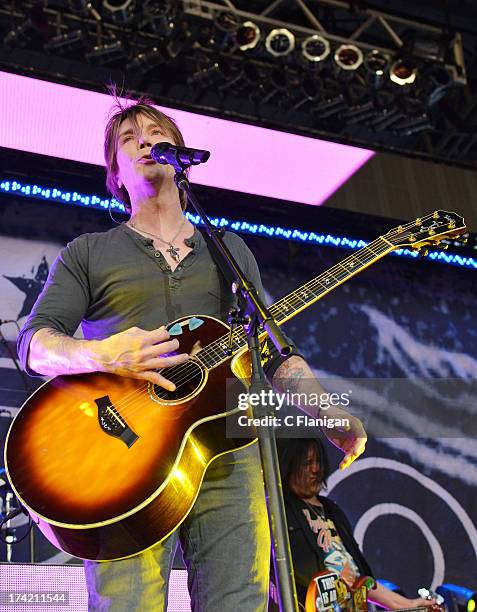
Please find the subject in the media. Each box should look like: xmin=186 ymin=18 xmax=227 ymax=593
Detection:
xmin=166 ymin=244 xmax=181 ymax=263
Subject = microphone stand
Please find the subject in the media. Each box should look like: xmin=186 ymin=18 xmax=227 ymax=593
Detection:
xmin=165 ymin=153 xmax=299 ymax=612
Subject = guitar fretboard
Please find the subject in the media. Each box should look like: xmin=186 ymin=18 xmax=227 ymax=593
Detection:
xmin=193 ymin=236 xmax=394 ymax=370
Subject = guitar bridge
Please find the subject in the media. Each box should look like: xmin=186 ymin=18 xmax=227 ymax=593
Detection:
xmin=94 ymin=395 xmax=139 ymax=448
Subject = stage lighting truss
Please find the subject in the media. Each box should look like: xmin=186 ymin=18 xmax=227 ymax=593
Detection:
xmin=0 ymin=0 xmax=473 ymax=165
xmin=183 ymin=1 xmax=467 ymax=83
xmin=2 ymin=5 xmax=50 ymax=49
xmin=44 ymin=29 xmax=85 ymax=54
xmin=85 ymin=39 xmax=125 ymax=64
xmin=127 ymin=47 xmax=165 ymax=74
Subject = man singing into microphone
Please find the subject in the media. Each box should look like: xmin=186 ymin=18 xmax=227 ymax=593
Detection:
xmin=17 ymin=97 xmax=367 ymax=611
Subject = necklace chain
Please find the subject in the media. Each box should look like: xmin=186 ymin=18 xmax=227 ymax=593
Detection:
xmin=128 ymin=216 xmax=186 ymax=263
xmin=303 ymin=499 xmax=324 ymax=519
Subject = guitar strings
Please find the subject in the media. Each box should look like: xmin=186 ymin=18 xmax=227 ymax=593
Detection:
xmin=109 ymin=240 xmax=383 ymax=411
xmin=104 ymin=218 xmax=444 ymax=413
xmin=162 ymin=214 xmax=452 ymax=379
xmin=107 ymin=234 xmax=398 ymax=413
xmin=109 ymin=236 xmax=396 ymax=415
xmin=107 ymin=236 xmax=391 ymax=414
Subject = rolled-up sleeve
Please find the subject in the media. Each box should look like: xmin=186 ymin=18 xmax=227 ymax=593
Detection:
xmin=17 ymin=235 xmax=91 ymax=375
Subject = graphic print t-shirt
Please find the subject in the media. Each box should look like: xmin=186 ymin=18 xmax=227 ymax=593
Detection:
xmin=301 ymin=502 xmax=360 ymax=587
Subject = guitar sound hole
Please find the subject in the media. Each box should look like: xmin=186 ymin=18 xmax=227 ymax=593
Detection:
xmin=151 ymin=360 xmax=205 ymax=403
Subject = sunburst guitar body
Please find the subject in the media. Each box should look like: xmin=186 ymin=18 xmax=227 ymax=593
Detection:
xmin=5 ymin=316 xmax=252 ymax=561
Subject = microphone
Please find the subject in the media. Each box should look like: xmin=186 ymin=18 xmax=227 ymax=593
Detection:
xmin=150 ymin=142 xmax=210 ymax=168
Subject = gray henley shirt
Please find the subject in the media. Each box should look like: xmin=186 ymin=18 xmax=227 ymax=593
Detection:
xmin=17 ymin=223 xmax=283 ymax=376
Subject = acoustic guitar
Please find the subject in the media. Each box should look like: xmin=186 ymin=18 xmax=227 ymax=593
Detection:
xmin=4 ymin=211 xmax=465 ymax=560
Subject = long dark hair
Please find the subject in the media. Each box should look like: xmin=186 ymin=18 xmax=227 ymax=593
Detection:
xmin=278 ymin=438 xmax=331 ymax=491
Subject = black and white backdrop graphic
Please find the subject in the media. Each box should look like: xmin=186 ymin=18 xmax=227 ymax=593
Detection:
xmin=0 ymin=229 xmax=475 ymax=593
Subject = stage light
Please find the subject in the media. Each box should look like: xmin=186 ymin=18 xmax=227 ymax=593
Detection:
xmin=187 ymin=57 xmax=237 ymax=87
xmin=85 ymin=40 xmax=125 ymax=64
xmin=1 ymin=179 xmax=474 ymax=269
xmin=301 ymin=35 xmax=330 ymax=63
xmin=44 ymin=29 xmax=85 ymax=54
xmin=370 ymin=106 xmax=406 ymax=130
xmin=215 ymin=11 xmax=240 ymax=35
xmin=314 ymin=94 xmax=347 ymax=119
xmin=102 ymin=0 xmax=135 ymax=24
xmin=342 ymin=100 xmax=376 ymax=125
xmin=393 ymin=114 xmax=432 ymax=136
xmin=364 ymin=50 xmax=390 ymax=77
xmin=262 ymin=67 xmax=291 ymax=104
xmin=334 ymin=44 xmax=363 ymax=71
xmin=142 ymin=0 xmax=174 ymax=37
xmin=292 ymin=77 xmax=321 ymax=110
xmin=390 ymin=59 xmax=417 ymax=85
xmin=216 ymin=60 xmax=243 ymax=93
xmin=210 ymin=11 xmax=240 ymax=50
xmin=265 ymin=28 xmax=295 ymax=57
xmin=197 ymin=12 xmax=239 ymax=51
xmin=236 ymin=21 xmax=260 ymax=51
xmin=426 ymin=66 xmax=455 ymax=106
xmin=3 ymin=6 xmax=50 ymax=49
xmin=126 ymin=47 xmax=164 ymax=73
xmin=241 ymin=62 xmax=267 ymax=100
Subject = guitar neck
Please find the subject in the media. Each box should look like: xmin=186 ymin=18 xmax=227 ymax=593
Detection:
xmin=269 ymin=236 xmax=393 ymax=327
xmin=195 ymin=235 xmax=395 ymax=369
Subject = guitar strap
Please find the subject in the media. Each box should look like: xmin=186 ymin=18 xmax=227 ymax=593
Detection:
xmin=198 ymin=225 xmax=238 ymax=307
xmin=198 ymin=225 xmax=300 ymax=378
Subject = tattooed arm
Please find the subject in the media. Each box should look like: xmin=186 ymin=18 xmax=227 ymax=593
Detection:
xmin=28 ymin=326 xmax=188 ymax=390
xmin=272 ymin=355 xmax=367 ymax=469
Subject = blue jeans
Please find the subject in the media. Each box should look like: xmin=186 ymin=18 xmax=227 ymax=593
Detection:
xmin=84 ymin=443 xmax=270 ymax=611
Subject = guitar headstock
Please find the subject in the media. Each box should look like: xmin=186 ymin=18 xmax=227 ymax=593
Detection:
xmin=384 ymin=210 xmax=467 ymax=256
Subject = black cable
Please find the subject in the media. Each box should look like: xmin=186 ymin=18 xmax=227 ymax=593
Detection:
xmin=0 ymin=321 xmax=33 ymax=393
xmin=0 ymin=506 xmax=33 ymax=545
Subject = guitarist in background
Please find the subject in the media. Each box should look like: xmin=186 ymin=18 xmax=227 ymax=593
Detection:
xmin=278 ymin=437 xmax=437 ymax=611
xmin=16 ymin=97 xmax=367 ymax=611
